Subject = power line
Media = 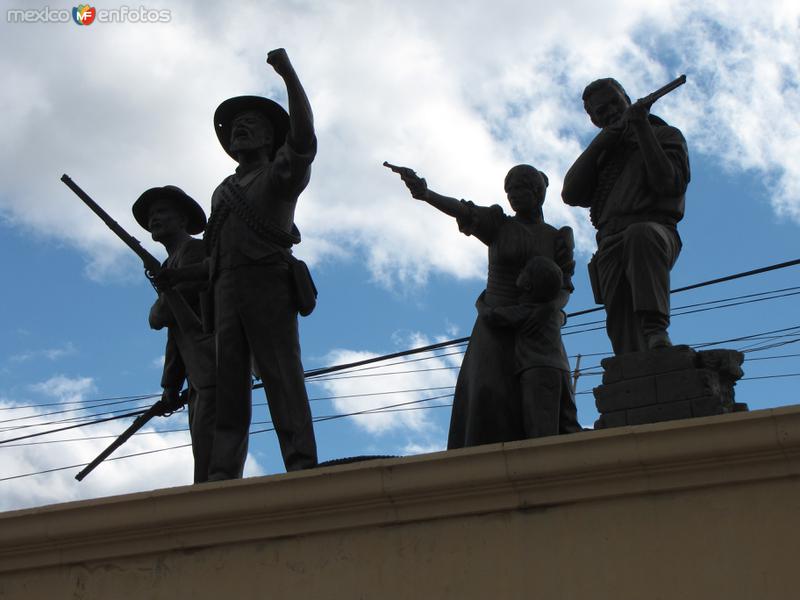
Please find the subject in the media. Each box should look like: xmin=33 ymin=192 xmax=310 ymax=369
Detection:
xmin=567 ymin=256 xmax=800 ymax=318
xmin=0 ymin=393 xmax=159 ymax=412
xmin=0 ymin=395 xmax=158 ymax=426
xmin=740 ymin=373 xmax=800 ymax=381
xmin=0 ymin=384 xmax=459 ymax=444
xmin=0 ymin=409 xmax=149 ymax=445
xmin=563 ymin=285 xmax=800 ymax=331
xmin=744 ymin=352 xmax=800 ymax=362
xmin=5 ymin=259 xmax=797 ymax=416
xmin=563 ymin=289 xmax=800 ymax=337
xmin=0 ymin=394 xmax=455 ymax=482
xmin=0 ymin=400 xmax=158 ymax=434
xmin=7 ymin=323 xmax=800 ymax=440
xmin=307 ymin=365 xmax=461 ymax=382
xmin=4 ymin=258 xmax=799 ymax=443
xmin=306 ymin=348 xmax=467 ymax=379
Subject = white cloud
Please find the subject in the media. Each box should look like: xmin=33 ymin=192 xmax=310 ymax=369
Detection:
xmin=1 ymin=0 xmax=799 ymax=287
xmin=310 ymin=331 xmax=461 ymax=446
xmin=0 ymin=376 xmax=263 ymax=511
xmin=29 ymin=374 xmax=95 ymax=403
xmin=9 ymin=342 xmax=77 ymax=363
xmin=402 ymin=441 xmax=447 ymax=455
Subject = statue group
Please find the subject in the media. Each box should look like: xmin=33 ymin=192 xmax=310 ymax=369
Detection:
xmin=124 ymin=49 xmax=691 ymax=481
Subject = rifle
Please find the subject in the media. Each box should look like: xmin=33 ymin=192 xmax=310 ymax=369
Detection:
xmin=61 ymin=175 xmax=213 ymax=480
xmin=639 ymin=74 xmax=686 ymax=108
xmin=74 ymin=392 xmax=185 ymax=482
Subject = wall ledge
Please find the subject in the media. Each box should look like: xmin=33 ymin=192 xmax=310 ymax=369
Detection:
xmin=1 ymin=405 xmax=798 ymax=574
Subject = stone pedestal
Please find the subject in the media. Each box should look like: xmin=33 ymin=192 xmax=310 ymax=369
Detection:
xmin=594 ymin=345 xmax=746 ymax=429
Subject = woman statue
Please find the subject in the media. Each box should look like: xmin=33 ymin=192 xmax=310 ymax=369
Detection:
xmin=386 ymin=162 xmax=581 ymax=448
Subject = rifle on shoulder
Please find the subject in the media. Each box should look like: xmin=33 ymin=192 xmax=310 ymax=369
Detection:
xmin=61 ymin=174 xmax=210 ymax=481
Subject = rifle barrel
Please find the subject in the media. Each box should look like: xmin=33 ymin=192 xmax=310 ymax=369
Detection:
xmin=644 ymin=74 xmax=687 ymax=105
xmin=60 ymin=174 xmax=161 ymax=274
xmin=74 ymin=406 xmax=159 ymax=481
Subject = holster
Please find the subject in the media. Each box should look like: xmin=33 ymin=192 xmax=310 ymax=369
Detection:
xmin=587 ymin=253 xmax=604 ymax=305
xmin=289 ymin=256 xmax=318 ymax=317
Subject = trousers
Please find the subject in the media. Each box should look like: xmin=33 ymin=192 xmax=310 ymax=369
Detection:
xmin=187 ymin=385 xmax=216 ymax=483
xmin=208 ymin=262 xmax=317 ymax=480
xmin=594 ymin=222 xmax=681 ymax=354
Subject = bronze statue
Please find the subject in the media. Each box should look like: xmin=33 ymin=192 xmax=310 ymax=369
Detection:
xmin=562 ymin=76 xmax=690 ymax=354
xmin=158 ymin=48 xmax=318 ymax=480
xmin=133 ymin=185 xmax=216 ymax=483
xmin=386 ymin=162 xmax=580 ymax=448
xmin=477 ymin=256 xmax=577 ymax=438
xmin=61 ymin=175 xmax=216 ymax=482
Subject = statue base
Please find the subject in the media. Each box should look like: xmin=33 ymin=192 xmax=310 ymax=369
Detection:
xmin=593 ymin=345 xmax=747 ymax=429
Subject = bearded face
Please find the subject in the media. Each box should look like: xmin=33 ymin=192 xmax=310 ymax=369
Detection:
xmin=229 ymin=110 xmax=274 ymax=155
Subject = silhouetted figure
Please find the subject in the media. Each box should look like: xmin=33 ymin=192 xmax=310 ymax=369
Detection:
xmin=562 ymin=78 xmax=690 ymax=354
xmin=387 ymin=162 xmax=580 ymax=448
xmin=133 ymin=186 xmax=216 ymax=483
xmin=477 ymin=256 xmax=578 ymax=438
xmin=205 ymin=48 xmax=318 ymax=480
xmin=157 ymin=49 xmax=318 ymax=480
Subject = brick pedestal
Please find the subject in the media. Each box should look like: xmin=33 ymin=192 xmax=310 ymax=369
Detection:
xmin=594 ymin=345 xmax=746 ymax=428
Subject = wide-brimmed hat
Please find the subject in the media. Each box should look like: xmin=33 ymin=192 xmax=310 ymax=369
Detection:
xmin=214 ymin=95 xmax=290 ymax=160
xmin=133 ymin=185 xmax=207 ymax=235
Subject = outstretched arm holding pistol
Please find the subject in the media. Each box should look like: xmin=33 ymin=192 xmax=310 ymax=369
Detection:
xmin=383 ymin=161 xmax=470 ymax=221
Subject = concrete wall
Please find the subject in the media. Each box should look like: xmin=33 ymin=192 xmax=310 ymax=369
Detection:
xmin=1 ymin=406 xmax=799 ymax=599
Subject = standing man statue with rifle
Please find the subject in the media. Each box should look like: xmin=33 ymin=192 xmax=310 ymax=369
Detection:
xmin=562 ymin=76 xmax=690 ymax=354
xmin=158 ymin=48 xmax=318 ymax=480
xmin=60 ymin=175 xmax=217 ymax=482
xmin=132 ymin=185 xmax=217 ymax=483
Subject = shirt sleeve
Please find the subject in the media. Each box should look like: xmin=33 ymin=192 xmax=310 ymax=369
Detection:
xmin=270 ymin=134 xmax=318 ymax=196
xmin=658 ymin=126 xmax=691 ymax=197
xmin=456 ymin=201 xmax=506 ymax=246
xmin=554 ymin=226 xmax=576 ymax=293
xmin=173 ymin=239 xmax=208 ymax=316
xmin=160 ymin=330 xmax=187 ymax=390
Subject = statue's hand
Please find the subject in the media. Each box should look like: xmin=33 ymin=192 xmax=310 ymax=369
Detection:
xmin=267 ymin=48 xmax=292 ymax=77
xmin=402 ymin=171 xmax=428 ymax=200
xmin=623 ymin=98 xmax=651 ymax=126
xmin=152 ymin=267 xmax=179 ymax=291
xmin=148 ymin=295 xmax=169 ymax=330
xmin=155 ymin=386 xmax=185 ymax=416
xmin=383 ymin=163 xmax=428 ymax=200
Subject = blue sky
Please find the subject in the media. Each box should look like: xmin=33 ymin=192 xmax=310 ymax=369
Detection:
xmin=1 ymin=0 xmax=800 ymax=510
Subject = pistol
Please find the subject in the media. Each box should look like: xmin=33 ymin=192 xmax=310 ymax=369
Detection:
xmin=383 ymin=161 xmax=415 ymax=177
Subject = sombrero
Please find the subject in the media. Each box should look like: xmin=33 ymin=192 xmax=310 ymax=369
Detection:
xmin=132 ymin=185 xmax=207 ymax=235
xmin=214 ymin=95 xmax=290 ymax=160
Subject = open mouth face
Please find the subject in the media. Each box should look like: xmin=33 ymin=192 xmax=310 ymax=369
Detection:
xmin=229 ymin=110 xmax=274 ymax=154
